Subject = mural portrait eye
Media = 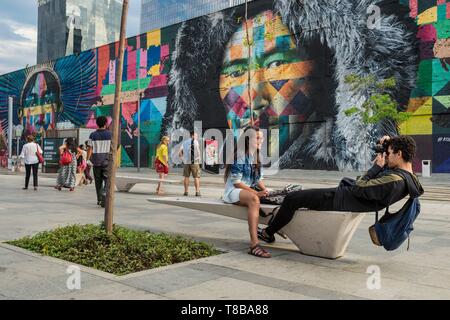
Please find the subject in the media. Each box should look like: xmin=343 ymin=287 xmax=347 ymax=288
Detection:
xmin=222 ymin=65 xmax=247 ymax=78
xmin=230 ymin=70 xmax=246 ymax=78
xmin=266 ymin=60 xmax=285 ymax=69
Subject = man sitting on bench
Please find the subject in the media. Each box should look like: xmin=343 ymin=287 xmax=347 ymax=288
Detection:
xmin=258 ymin=135 xmax=424 ymax=243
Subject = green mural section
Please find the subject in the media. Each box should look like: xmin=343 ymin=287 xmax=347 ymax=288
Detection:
xmin=399 ymin=0 xmax=450 ymax=172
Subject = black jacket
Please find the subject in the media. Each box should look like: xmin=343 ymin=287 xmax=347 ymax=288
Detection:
xmin=333 ymin=164 xmax=424 ymax=212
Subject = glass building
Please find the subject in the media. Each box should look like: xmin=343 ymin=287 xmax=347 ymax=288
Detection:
xmin=140 ymin=0 xmax=254 ymax=33
xmin=37 ymin=0 xmax=123 ymax=63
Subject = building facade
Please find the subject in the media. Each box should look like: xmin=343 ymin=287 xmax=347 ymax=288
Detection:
xmin=1 ymin=0 xmax=450 ymax=173
xmin=140 ymin=0 xmax=253 ymax=33
xmin=37 ymin=0 xmax=123 ymax=63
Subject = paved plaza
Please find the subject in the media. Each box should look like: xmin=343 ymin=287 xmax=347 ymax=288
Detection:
xmin=1 ymin=168 xmax=450 ymax=300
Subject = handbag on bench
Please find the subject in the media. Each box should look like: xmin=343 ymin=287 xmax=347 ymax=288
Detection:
xmin=253 ymin=184 xmax=303 ymax=205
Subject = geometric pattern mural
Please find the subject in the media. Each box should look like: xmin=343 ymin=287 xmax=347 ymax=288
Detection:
xmin=400 ymin=0 xmax=450 ymax=172
xmin=1 ymin=0 xmax=450 ymax=172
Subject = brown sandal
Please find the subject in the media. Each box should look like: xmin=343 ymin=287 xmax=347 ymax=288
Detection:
xmin=248 ymin=244 xmax=271 ymax=258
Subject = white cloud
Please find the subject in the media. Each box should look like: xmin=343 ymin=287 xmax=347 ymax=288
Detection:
xmin=126 ymin=0 xmax=141 ymax=37
xmin=13 ymin=25 xmax=38 ymax=43
xmin=0 ymin=1 xmax=141 ymax=75
xmin=0 ymin=20 xmax=37 ymax=75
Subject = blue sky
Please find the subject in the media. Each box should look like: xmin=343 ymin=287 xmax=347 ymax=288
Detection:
xmin=0 ymin=0 xmax=141 ymax=75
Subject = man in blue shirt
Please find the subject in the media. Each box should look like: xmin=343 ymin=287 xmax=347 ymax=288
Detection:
xmin=86 ymin=116 xmax=112 ymax=207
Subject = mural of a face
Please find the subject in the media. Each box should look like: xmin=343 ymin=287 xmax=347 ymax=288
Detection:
xmin=219 ymin=10 xmax=314 ymax=154
xmin=19 ymin=70 xmax=62 ymax=134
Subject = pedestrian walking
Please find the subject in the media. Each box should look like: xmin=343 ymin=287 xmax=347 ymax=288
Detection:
xmin=83 ymin=140 xmax=93 ymax=184
xmin=77 ymin=144 xmax=88 ymax=185
xmin=55 ymin=137 xmax=78 ymax=191
xmin=19 ymin=135 xmax=43 ymax=191
xmin=86 ymin=116 xmax=112 ymax=207
xmin=155 ymin=136 xmax=170 ymax=195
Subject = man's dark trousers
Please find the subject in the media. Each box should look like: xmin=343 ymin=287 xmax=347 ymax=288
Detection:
xmin=265 ymin=188 xmax=336 ymax=236
xmin=93 ymin=166 xmax=108 ymax=206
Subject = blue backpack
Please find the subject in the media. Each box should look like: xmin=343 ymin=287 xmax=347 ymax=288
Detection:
xmin=369 ymin=197 xmax=421 ymax=251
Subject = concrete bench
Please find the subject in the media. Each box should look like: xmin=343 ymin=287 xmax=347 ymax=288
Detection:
xmin=116 ymin=175 xmax=182 ymax=192
xmin=147 ymin=196 xmax=366 ymax=259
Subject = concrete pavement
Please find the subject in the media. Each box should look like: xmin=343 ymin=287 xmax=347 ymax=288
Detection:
xmin=1 ymin=169 xmax=450 ymax=300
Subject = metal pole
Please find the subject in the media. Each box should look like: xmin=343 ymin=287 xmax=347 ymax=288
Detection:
xmin=8 ymin=97 xmax=13 ymax=169
xmin=104 ymin=0 xmax=129 ymax=234
xmin=137 ymin=74 xmax=141 ymax=172
xmin=244 ymin=0 xmax=253 ymax=127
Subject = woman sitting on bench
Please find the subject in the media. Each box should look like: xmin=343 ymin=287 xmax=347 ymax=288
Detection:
xmin=223 ymin=127 xmax=271 ymax=258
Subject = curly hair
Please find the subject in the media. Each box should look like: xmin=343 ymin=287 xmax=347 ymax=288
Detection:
xmin=388 ymin=136 xmax=416 ymax=162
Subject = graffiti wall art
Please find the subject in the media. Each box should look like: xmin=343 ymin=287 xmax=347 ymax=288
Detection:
xmin=0 ymin=0 xmax=449 ymax=172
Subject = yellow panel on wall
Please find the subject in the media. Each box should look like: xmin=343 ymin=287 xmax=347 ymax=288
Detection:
xmin=405 ymin=96 xmax=430 ymax=114
xmin=417 ymin=6 xmax=437 ymax=25
xmin=147 ymin=30 xmax=161 ymax=48
xmin=148 ymin=64 xmax=160 ymax=76
xmin=399 ymin=98 xmax=432 ymax=135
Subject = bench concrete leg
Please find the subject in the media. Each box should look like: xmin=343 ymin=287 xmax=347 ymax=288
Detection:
xmin=278 ymin=211 xmax=365 ymax=259
xmin=115 ymin=181 xmax=135 ymax=192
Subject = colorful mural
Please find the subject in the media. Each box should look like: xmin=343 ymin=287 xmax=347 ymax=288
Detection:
xmin=0 ymin=0 xmax=449 ymax=172
xmin=399 ymin=0 xmax=450 ymax=172
xmin=19 ymin=69 xmax=60 ymax=135
xmin=219 ymin=11 xmax=317 ymax=161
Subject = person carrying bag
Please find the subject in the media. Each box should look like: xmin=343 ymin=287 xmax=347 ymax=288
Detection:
xmin=55 ymin=137 xmax=77 ymax=191
xmin=19 ymin=135 xmax=43 ymax=191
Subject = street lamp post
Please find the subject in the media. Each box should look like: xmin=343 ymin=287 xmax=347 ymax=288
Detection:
xmin=7 ymin=97 xmax=13 ymax=170
xmin=137 ymin=65 xmax=147 ymax=172
xmin=138 ymin=91 xmax=141 ymax=172
xmin=13 ymin=124 xmax=24 ymax=171
xmin=137 ymin=73 xmax=141 ymax=172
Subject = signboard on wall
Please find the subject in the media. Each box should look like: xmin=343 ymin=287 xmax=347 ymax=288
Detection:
xmin=43 ymin=138 xmax=65 ymax=163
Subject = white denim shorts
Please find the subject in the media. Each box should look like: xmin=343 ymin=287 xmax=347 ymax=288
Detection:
xmin=222 ymin=188 xmax=242 ymax=204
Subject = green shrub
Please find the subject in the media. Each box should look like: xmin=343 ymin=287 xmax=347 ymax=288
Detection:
xmin=7 ymin=224 xmax=220 ymax=275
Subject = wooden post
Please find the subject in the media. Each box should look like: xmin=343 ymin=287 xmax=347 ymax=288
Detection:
xmin=104 ymin=0 xmax=129 ymax=234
